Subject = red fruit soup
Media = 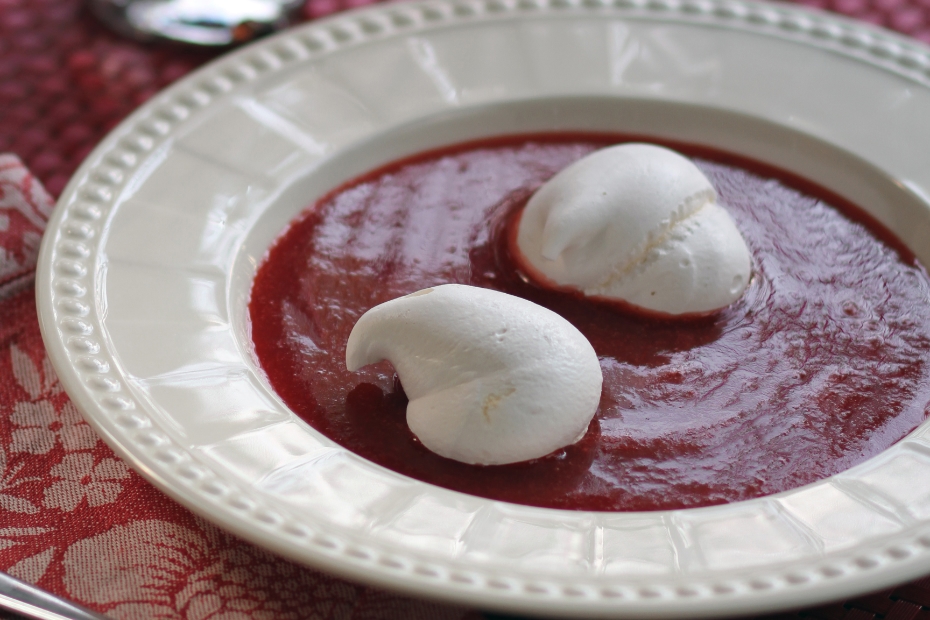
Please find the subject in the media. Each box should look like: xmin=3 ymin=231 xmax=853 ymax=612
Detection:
xmin=249 ymin=134 xmax=930 ymax=512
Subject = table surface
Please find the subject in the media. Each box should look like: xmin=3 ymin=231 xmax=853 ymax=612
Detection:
xmin=3 ymin=1 xmax=930 ymax=619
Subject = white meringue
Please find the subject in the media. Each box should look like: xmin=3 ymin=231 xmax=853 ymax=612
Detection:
xmin=345 ymin=284 xmax=603 ymax=465
xmin=515 ymin=143 xmax=752 ymax=315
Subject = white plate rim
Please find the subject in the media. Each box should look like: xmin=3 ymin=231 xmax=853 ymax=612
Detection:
xmin=35 ymin=1 xmax=930 ymax=617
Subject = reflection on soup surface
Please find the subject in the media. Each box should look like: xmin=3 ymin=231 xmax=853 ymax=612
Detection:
xmin=250 ymin=135 xmax=930 ymax=511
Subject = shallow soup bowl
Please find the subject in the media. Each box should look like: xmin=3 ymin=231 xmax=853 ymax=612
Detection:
xmin=36 ymin=1 xmax=930 ymax=617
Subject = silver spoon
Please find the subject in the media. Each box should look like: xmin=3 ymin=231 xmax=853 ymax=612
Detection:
xmin=88 ymin=0 xmax=305 ymax=46
xmin=0 ymin=570 xmax=110 ymax=620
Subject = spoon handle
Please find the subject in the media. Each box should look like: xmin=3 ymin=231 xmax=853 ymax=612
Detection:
xmin=89 ymin=0 xmax=305 ymax=46
xmin=0 ymin=571 xmax=110 ymax=620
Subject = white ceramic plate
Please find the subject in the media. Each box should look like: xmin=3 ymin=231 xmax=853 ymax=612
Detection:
xmin=36 ymin=1 xmax=930 ymax=617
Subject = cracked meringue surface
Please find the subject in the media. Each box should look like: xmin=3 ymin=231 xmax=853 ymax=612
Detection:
xmin=515 ymin=143 xmax=752 ymax=315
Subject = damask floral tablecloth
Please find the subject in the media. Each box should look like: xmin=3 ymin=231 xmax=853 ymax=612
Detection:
xmin=4 ymin=1 xmax=930 ymax=619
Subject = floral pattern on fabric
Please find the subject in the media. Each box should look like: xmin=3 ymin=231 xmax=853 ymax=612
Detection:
xmin=62 ymin=519 xmax=361 ymax=620
xmin=0 ymin=154 xmax=54 ymax=297
xmin=9 ymin=345 xmax=99 ymax=456
xmin=43 ymin=453 xmax=130 ymax=511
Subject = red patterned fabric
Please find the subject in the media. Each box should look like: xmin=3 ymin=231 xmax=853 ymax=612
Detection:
xmin=2 ymin=1 xmax=930 ymax=619
xmin=0 ymin=156 xmax=52 ymax=300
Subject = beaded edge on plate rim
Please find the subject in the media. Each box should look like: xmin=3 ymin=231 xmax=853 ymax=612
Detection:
xmin=36 ymin=0 xmax=930 ymax=614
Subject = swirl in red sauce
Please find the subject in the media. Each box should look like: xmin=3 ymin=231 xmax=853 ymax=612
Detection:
xmin=249 ymin=134 xmax=930 ymax=511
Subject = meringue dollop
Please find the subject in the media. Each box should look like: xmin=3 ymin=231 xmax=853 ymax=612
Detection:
xmin=345 ymin=284 xmax=603 ymax=465
xmin=515 ymin=143 xmax=752 ymax=315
